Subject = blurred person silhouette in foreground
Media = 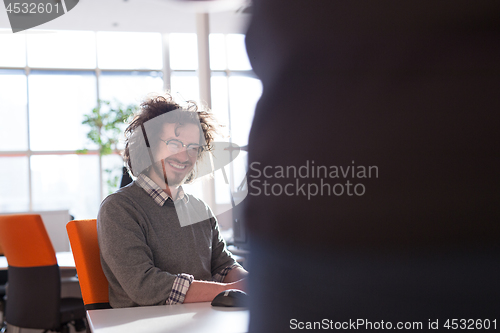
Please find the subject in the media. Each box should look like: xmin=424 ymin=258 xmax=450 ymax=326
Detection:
xmin=244 ymin=1 xmax=500 ymax=331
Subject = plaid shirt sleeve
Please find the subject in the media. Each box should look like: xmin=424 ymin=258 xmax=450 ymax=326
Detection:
xmin=166 ymin=273 xmax=194 ymax=305
xmin=212 ymin=263 xmax=242 ymax=283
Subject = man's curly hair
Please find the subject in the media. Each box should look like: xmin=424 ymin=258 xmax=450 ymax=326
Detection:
xmin=123 ymin=92 xmax=221 ymax=183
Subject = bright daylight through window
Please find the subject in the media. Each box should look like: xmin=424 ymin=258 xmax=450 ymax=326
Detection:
xmin=0 ymin=30 xmax=261 ymax=221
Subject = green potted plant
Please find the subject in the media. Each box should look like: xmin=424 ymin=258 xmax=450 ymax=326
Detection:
xmin=78 ymin=100 xmax=138 ymax=197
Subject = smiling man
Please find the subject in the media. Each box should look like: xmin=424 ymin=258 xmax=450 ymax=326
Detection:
xmin=150 ymin=122 xmax=200 ymax=198
xmin=97 ymin=93 xmax=247 ymax=308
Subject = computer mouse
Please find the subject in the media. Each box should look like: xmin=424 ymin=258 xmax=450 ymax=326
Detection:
xmin=211 ymin=289 xmax=248 ymax=307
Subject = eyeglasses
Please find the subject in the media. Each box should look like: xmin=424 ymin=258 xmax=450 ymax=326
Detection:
xmin=161 ymin=139 xmax=204 ymax=157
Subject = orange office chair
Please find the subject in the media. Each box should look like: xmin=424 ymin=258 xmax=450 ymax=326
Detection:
xmin=0 ymin=214 xmax=86 ymax=333
xmin=66 ymin=219 xmax=111 ymax=310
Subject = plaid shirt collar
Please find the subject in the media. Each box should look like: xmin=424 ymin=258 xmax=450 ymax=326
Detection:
xmin=136 ymin=173 xmax=187 ymax=206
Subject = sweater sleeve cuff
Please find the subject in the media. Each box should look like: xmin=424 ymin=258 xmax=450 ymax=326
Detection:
xmin=212 ymin=263 xmax=242 ymax=283
xmin=166 ymin=273 xmax=194 ymax=305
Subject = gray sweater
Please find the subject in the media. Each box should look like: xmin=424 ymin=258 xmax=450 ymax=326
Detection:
xmin=97 ymin=182 xmax=237 ymax=308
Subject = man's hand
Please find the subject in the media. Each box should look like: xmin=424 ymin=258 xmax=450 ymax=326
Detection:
xmin=183 ymin=279 xmax=245 ymax=303
xmin=183 ymin=266 xmax=249 ymax=303
xmin=225 ymin=278 xmax=247 ymax=293
xmin=223 ymin=266 xmax=248 ymax=284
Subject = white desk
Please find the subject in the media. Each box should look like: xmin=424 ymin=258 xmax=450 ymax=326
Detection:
xmin=87 ymin=302 xmax=249 ymax=333
xmin=0 ymin=251 xmax=76 ymax=270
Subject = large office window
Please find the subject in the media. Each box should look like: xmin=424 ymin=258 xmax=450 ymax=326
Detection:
xmin=0 ymin=29 xmax=261 ymax=221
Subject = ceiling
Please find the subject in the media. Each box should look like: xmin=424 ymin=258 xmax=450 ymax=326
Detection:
xmin=0 ymin=0 xmax=251 ymax=34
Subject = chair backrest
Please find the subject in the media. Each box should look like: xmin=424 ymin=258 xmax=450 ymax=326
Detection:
xmin=0 ymin=214 xmax=62 ymax=330
xmin=66 ymin=219 xmax=110 ymax=310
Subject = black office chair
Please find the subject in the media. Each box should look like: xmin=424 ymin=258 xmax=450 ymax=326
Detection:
xmin=0 ymin=214 xmax=86 ymax=333
xmin=0 ymin=270 xmax=7 ymax=333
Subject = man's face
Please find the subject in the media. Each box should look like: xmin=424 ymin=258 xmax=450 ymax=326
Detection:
xmin=150 ymin=122 xmax=201 ymax=188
